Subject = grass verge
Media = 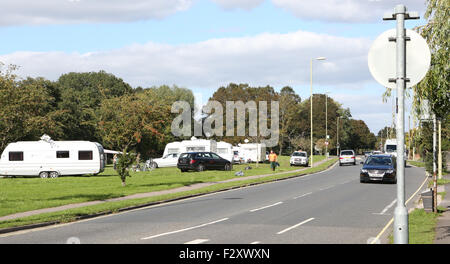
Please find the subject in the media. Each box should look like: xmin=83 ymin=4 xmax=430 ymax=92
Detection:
xmin=0 ymin=157 xmax=337 ymax=230
xmin=388 ymin=208 xmax=442 ymax=244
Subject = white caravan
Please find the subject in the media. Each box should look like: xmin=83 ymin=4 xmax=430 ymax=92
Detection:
xmin=0 ymin=135 xmax=105 ymax=178
xmin=154 ymin=138 xmax=218 ymax=168
xmin=216 ymin=141 xmax=234 ymax=163
xmin=239 ymin=143 xmax=266 ymax=163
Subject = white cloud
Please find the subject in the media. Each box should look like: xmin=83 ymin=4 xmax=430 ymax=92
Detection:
xmin=211 ymin=0 xmax=265 ymax=10
xmin=0 ymin=0 xmax=193 ymax=26
xmin=271 ymin=0 xmax=427 ymax=23
xmin=0 ymin=30 xmax=373 ymax=90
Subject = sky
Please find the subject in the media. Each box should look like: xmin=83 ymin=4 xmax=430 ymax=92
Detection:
xmin=0 ymin=0 xmax=429 ymax=134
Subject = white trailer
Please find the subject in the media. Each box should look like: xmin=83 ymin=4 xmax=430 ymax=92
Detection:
xmin=239 ymin=143 xmax=266 ymax=163
xmin=155 ymin=137 xmax=218 ymax=168
xmin=0 ymin=135 xmax=105 ymax=178
xmin=216 ymin=141 xmax=234 ymax=163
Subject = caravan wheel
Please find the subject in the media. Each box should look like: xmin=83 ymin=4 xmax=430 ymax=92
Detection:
xmin=49 ymin=171 xmax=59 ymax=178
xmin=39 ymin=172 xmax=49 ymax=178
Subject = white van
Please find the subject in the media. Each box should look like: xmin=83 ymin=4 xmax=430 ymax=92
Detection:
xmin=384 ymin=138 xmax=407 ymax=164
xmin=0 ymin=135 xmax=105 ymax=178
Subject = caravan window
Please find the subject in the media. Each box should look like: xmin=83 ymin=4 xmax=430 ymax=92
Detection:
xmin=78 ymin=151 xmax=93 ymax=160
xmin=9 ymin=152 xmax=23 ymax=161
xmin=57 ymin=151 xmax=70 ymax=158
xmin=168 ymin=148 xmax=179 ymax=154
xmin=187 ymin=146 xmax=205 ymax=152
xmin=217 ymin=148 xmax=228 ymax=154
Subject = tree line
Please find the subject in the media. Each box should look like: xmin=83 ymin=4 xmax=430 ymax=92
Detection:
xmin=0 ymin=64 xmax=377 ymax=159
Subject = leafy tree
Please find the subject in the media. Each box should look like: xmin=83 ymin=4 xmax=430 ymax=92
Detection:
xmin=56 ymin=71 xmax=133 ymax=141
xmin=414 ymin=0 xmax=449 ymax=120
xmin=116 ymin=149 xmax=136 ymax=187
xmin=0 ymin=64 xmax=62 ymax=152
xmin=279 ymin=86 xmax=302 ymax=155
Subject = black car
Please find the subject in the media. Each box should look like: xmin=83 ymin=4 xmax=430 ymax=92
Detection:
xmin=360 ymin=154 xmax=397 ymax=184
xmin=177 ymin=152 xmax=232 ymax=172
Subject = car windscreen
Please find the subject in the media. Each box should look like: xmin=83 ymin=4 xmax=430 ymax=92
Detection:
xmin=365 ymin=156 xmax=392 ymax=166
xmin=292 ymin=152 xmax=306 ymax=157
xmin=340 ymin=151 xmax=354 ymax=156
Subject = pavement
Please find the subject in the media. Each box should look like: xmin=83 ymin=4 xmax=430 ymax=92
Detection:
xmin=434 ymin=173 xmax=450 ymax=244
xmin=0 ymin=157 xmax=337 ymax=223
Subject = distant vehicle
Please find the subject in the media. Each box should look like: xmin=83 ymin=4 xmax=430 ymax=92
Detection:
xmin=290 ymin=151 xmax=308 ymax=167
xmin=360 ymin=154 xmax=397 ymax=184
xmin=364 ymin=151 xmax=373 ymax=158
xmin=150 ymin=153 xmax=179 ymax=168
xmin=372 ymin=150 xmax=383 ymax=155
xmin=177 ymin=152 xmax=232 ymax=172
xmin=0 ymin=135 xmax=105 ymax=178
xmin=384 ymin=138 xmax=407 ymax=165
xmin=339 ymin=150 xmax=356 ymax=166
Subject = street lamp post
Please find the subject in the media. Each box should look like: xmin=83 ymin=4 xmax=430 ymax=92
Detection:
xmin=310 ymin=57 xmax=326 ymax=167
xmin=325 ymin=92 xmax=330 ymax=159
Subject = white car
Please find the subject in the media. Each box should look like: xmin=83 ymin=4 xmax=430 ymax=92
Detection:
xmin=290 ymin=151 xmax=309 ymax=167
xmin=339 ymin=150 xmax=356 ymax=166
xmin=151 ymin=153 xmax=179 ymax=168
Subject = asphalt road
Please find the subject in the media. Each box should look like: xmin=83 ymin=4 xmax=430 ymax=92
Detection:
xmin=0 ymin=160 xmax=427 ymax=244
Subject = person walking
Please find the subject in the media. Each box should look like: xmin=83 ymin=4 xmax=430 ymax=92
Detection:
xmin=269 ymin=150 xmax=278 ymax=171
xmin=113 ymin=154 xmax=118 ymax=170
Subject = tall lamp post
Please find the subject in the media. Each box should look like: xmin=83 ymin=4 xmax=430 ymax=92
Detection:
xmin=310 ymin=57 xmax=326 ymax=167
xmin=325 ymin=92 xmax=330 ymax=159
xmin=336 ymin=116 xmax=343 ymax=156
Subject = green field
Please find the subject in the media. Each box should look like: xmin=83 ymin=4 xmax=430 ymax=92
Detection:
xmin=0 ymin=155 xmax=327 ymax=218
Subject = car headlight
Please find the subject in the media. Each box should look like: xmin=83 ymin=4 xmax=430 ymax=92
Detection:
xmin=361 ymin=169 xmax=368 ymax=173
xmin=386 ymin=169 xmax=394 ymax=174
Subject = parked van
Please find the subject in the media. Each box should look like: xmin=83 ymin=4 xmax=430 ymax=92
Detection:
xmin=0 ymin=135 xmax=105 ymax=178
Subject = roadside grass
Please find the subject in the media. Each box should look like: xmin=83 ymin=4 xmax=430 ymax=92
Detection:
xmin=408 ymin=160 xmax=425 ymax=168
xmin=389 ymin=208 xmax=442 ymax=244
xmin=0 ymin=156 xmax=335 ymax=229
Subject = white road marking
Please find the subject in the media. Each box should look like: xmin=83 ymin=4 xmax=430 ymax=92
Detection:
xmin=141 ymin=218 xmax=229 ymax=240
xmin=293 ymin=192 xmax=312 ymax=199
xmin=249 ymin=202 xmax=283 ymax=212
xmin=184 ymin=239 xmax=210 ymax=244
xmin=373 ymin=199 xmax=397 ymax=215
xmin=250 ymin=241 xmax=261 ymax=244
xmin=318 ymin=185 xmax=334 ymax=191
xmin=276 ymin=218 xmax=315 ymax=235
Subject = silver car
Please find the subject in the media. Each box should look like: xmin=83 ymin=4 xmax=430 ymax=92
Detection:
xmin=339 ymin=150 xmax=356 ymax=166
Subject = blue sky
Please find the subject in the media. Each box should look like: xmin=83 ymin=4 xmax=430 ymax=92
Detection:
xmin=0 ymin=0 xmax=429 ymax=134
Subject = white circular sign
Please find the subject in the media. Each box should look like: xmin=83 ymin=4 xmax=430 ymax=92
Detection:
xmin=368 ymin=29 xmax=431 ymax=89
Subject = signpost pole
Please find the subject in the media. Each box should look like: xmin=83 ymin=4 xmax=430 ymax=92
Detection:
xmin=371 ymin=6 xmax=428 ymax=244
xmin=392 ymin=4 xmax=408 ymax=244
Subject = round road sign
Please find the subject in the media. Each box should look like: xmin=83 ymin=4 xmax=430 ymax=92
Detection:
xmin=368 ymin=28 xmax=431 ymax=89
